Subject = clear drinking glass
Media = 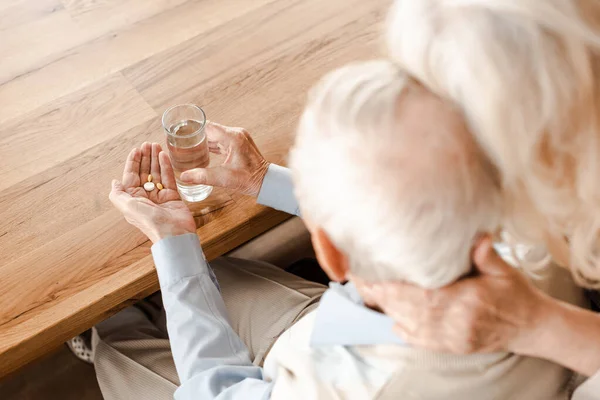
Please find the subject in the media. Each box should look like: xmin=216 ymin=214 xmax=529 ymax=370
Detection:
xmin=162 ymin=104 xmax=213 ymax=202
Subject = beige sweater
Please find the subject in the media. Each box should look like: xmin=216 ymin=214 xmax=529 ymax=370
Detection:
xmin=264 ymin=264 xmax=600 ymax=399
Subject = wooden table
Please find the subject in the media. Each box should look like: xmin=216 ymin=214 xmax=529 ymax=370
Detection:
xmin=0 ymin=0 xmax=386 ymax=377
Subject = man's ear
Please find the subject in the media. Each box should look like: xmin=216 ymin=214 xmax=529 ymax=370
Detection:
xmin=311 ymin=227 xmax=349 ymax=282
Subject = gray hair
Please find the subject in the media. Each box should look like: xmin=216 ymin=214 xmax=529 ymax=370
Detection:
xmin=387 ymin=0 xmax=600 ymax=287
xmin=290 ymin=60 xmax=502 ymax=288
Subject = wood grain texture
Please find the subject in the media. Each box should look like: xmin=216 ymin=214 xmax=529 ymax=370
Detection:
xmin=0 ymin=0 xmax=276 ymax=124
xmin=0 ymin=0 xmax=388 ymax=378
xmin=1 ymin=0 xmax=190 ymax=85
xmin=0 ymin=74 xmax=156 ymax=191
xmin=0 ymin=0 xmax=62 ymax=32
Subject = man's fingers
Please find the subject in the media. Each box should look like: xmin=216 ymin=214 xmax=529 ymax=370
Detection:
xmin=158 ymin=151 xmax=177 ymax=190
xmin=243 ymin=129 xmax=262 ymax=153
xmin=109 ymin=180 xmax=131 ymax=211
xmin=122 ymin=148 xmax=141 ymax=188
xmin=180 ymin=167 xmax=234 ymax=188
xmin=111 ymin=179 xmax=124 ymax=192
xmin=205 ymin=121 xmax=234 ymax=147
xmin=472 ymin=236 xmax=510 ymax=276
xmin=150 ymin=142 xmax=162 ymax=184
xmin=208 ymin=142 xmax=224 ymax=155
xmin=179 ymin=167 xmax=217 ymax=185
xmin=140 ymin=142 xmax=152 ymax=182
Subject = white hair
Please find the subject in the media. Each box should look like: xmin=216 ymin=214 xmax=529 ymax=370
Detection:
xmin=387 ymin=0 xmax=600 ymax=287
xmin=290 ymin=60 xmax=502 ymax=288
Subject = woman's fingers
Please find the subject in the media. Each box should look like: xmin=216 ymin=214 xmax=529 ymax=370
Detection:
xmin=393 ymin=323 xmax=451 ymax=352
xmin=122 ymin=148 xmax=141 ymax=188
xmin=150 ymin=143 xmax=162 ymax=184
xmin=356 ymin=278 xmax=416 ymax=311
xmin=374 ymin=283 xmax=430 ymax=321
xmin=355 ymin=277 xmax=449 ymax=333
xmin=158 ymin=151 xmax=177 ymax=190
xmin=472 ymin=236 xmax=511 ymax=276
xmin=140 ymin=142 xmax=152 ymax=182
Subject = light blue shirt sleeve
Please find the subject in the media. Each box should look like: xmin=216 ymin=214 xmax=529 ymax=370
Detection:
xmin=256 ymin=164 xmax=300 ymax=216
xmin=151 ymin=234 xmax=274 ymax=399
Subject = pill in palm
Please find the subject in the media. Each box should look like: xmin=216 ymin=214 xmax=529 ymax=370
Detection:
xmin=156 ymin=183 xmax=164 ymax=190
xmin=143 ymin=182 xmax=155 ymax=192
xmin=147 ymin=174 xmax=153 ymax=182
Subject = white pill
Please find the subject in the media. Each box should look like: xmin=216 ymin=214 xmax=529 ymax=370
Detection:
xmin=143 ymin=182 xmax=155 ymax=192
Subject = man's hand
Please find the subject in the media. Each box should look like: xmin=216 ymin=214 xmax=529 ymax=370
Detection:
xmin=109 ymin=142 xmax=197 ymax=243
xmin=179 ymin=122 xmax=270 ymax=197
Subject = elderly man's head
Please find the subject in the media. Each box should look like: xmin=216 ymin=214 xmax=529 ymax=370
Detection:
xmin=290 ymin=61 xmax=501 ymax=288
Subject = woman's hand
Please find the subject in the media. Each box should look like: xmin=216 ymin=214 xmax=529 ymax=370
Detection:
xmin=179 ymin=122 xmax=270 ymax=197
xmin=109 ymin=142 xmax=196 ymax=243
xmin=353 ymin=237 xmax=550 ymax=355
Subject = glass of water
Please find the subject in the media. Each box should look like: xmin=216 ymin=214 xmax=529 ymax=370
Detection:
xmin=162 ymin=104 xmax=212 ymax=202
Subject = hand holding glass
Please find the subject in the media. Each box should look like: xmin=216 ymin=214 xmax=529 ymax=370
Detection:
xmin=162 ymin=104 xmax=212 ymax=202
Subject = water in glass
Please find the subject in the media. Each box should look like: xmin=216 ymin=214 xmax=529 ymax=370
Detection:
xmin=166 ymin=119 xmax=212 ymax=201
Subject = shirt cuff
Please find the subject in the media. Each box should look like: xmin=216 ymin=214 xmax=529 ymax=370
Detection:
xmin=151 ymin=233 xmax=209 ymax=288
xmin=257 ymin=164 xmax=300 ymax=216
xmin=573 ymin=370 xmax=600 ymax=399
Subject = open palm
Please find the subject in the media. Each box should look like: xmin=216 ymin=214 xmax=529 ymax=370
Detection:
xmin=110 ymin=142 xmax=196 ymax=243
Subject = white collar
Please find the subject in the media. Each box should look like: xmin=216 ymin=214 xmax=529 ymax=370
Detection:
xmin=310 ymin=282 xmax=406 ymax=347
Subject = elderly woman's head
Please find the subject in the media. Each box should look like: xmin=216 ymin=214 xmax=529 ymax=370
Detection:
xmin=290 ymin=61 xmax=501 ymax=288
xmin=387 ymin=0 xmax=600 ymax=286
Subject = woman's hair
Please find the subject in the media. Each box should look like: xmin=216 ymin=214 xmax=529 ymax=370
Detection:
xmin=387 ymin=0 xmax=600 ymax=287
xmin=290 ymin=60 xmax=502 ymax=288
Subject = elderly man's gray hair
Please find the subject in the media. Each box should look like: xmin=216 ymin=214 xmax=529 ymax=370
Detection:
xmin=290 ymin=60 xmax=502 ymax=288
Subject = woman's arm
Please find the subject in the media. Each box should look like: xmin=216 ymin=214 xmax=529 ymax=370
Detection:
xmin=523 ymin=294 xmax=600 ymax=376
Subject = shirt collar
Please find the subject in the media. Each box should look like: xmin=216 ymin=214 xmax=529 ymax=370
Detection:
xmin=310 ymin=282 xmax=406 ymax=347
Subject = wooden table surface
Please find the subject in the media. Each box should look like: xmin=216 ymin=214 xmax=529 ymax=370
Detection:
xmin=0 ymin=0 xmax=386 ymax=377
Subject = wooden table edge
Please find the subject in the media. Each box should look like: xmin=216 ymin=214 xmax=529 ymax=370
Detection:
xmin=0 ymin=208 xmax=291 ymax=378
